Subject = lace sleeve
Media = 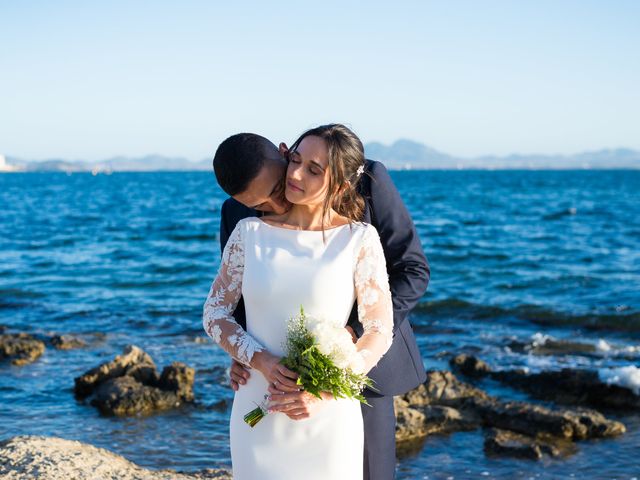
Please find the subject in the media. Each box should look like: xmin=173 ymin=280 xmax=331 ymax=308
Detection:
xmin=202 ymin=222 xmax=264 ymax=366
xmin=353 ymin=225 xmax=394 ymax=373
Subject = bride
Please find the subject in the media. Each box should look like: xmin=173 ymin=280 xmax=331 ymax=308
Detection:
xmin=203 ymin=124 xmax=393 ymax=479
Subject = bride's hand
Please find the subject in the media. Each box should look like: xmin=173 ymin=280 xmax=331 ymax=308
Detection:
xmin=251 ymin=350 xmax=299 ymax=393
xmin=268 ymin=390 xmax=333 ymax=420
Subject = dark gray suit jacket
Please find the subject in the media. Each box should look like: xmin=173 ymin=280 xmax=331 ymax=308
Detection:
xmin=219 ymin=160 xmax=429 ymax=396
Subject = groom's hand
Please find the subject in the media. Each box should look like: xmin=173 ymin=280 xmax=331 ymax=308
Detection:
xmin=229 ymin=360 xmax=251 ymax=391
xmin=345 ymin=325 xmax=357 ymax=343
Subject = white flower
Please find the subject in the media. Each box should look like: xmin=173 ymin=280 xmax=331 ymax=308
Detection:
xmin=302 ymin=314 xmax=361 ymax=372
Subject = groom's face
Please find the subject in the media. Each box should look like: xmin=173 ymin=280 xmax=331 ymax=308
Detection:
xmin=233 ymin=149 xmax=290 ymax=214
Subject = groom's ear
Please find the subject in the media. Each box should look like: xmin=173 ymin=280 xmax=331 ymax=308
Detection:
xmin=278 ymin=142 xmax=289 ymax=158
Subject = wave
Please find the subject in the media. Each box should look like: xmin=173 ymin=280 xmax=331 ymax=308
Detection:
xmin=413 ymin=298 xmax=640 ymax=331
xmin=542 ymin=207 xmax=577 ymax=221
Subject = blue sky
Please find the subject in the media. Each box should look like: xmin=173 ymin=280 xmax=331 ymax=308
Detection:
xmin=1 ymin=1 xmax=639 ymax=161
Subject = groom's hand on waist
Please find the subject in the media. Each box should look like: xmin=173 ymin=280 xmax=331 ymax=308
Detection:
xmin=229 ymin=359 xmax=251 ymax=391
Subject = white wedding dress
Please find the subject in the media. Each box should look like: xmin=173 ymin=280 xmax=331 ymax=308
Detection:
xmin=203 ymin=217 xmax=393 ymax=480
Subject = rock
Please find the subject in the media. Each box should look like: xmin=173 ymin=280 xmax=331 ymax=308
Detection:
xmin=492 ymin=368 xmax=640 ymax=410
xmin=472 ymin=399 xmax=625 ymax=440
xmin=484 ymin=428 xmax=576 ymax=459
xmin=395 ymin=397 xmax=427 ymax=442
xmin=91 ymin=377 xmax=183 ymax=416
xmin=563 ymin=408 xmax=627 ymax=439
xmin=0 ymin=333 xmax=46 ymax=365
xmin=50 ymin=334 xmax=87 ymax=350
xmin=394 ymin=397 xmax=429 ymax=457
xmin=74 ymin=345 xmax=195 ymax=416
xmin=394 ymin=369 xmax=625 ymax=459
xmin=508 ymin=338 xmax=598 ymax=357
xmin=450 ymin=354 xmax=492 ymax=378
xmin=394 ymin=371 xmax=487 ymax=450
xmin=422 ymin=405 xmax=480 ymax=434
xmin=158 ymin=362 xmax=195 ymax=401
xmin=0 ymin=435 xmax=231 ymax=479
xmin=406 ymin=370 xmax=489 ymax=406
xmin=395 ymin=394 xmax=480 ymax=456
xmin=450 ymin=354 xmax=640 ymax=411
xmin=74 ymin=345 xmax=157 ymax=398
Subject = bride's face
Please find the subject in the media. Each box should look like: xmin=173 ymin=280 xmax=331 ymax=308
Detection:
xmin=285 ymin=136 xmax=331 ymax=207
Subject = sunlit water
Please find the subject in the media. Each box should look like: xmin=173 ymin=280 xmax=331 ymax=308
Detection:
xmin=1 ymin=171 xmax=639 ymax=478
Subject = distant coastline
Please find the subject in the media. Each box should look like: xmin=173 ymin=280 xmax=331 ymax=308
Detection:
xmin=2 ymin=141 xmax=640 ymax=172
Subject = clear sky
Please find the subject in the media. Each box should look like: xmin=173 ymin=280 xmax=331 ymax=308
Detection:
xmin=1 ymin=0 xmax=639 ymax=161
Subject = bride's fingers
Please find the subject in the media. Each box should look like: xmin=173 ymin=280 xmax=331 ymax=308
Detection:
xmin=268 ymin=392 xmax=303 ymax=411
xmin=285 ymin=409 xmax=310 ymax=420
xmin=271 ymin=376 xmax=298 ymax=390
xmin=276 ymin=365 xmax=299 ymax=383
xmin=268 ymin=382 xmax=298 ymax=395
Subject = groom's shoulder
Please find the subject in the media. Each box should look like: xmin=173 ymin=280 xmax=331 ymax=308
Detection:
xmin=221 ymin=197 xmax=256 ymax=222
xmin=361 ymin=159 xmax=394 ymax=196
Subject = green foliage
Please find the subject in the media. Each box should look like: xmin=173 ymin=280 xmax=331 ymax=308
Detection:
xmin=280 ymin=308 xmax=373 ymax=405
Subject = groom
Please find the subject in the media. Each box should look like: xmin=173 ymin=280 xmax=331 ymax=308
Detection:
xmin=213 ymin=132 xmax=429 ymax=480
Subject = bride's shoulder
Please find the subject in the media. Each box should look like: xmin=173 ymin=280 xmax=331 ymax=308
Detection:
xmin=232 ymin=216 xmax=262 ymax=233
xmin=350 ymin=221 xmax=380 ymax=239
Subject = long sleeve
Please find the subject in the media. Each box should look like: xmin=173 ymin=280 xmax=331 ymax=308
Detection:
xmin=353 ymin=225 xmax=394 ymax=373
xmin=366 ymin=160 xmax=430 ymax=331
xmin=203 ymin=222 xmax=265 ymax=366
xmin=219 ymin=198 xmax=257 ymax=331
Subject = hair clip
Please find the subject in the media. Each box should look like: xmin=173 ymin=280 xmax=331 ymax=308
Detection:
xmin=356 ymin=165 xmax=365 ymax=177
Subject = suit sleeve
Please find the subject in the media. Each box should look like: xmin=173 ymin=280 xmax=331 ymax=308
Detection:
xmin=220 ymin=200 xmax=233 ymax=253
xmin=218 ymin=198 xmax=249 ymax=330
xmin=367 ymin=161 xmax=430 ymax=331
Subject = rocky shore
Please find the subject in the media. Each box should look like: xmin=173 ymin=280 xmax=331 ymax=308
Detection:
xmin=450 ymin=352 xmax=640 ymax=409
xmin=0 ymin=436 xmax=231 ymax=480
xmin=3 ymin=328 xmax=639 ymax=470
xmin=393 ymin=369 xmax=626 ymax=460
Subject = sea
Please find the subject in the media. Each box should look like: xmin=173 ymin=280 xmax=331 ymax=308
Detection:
xmin=1 ymin=170 xmax=639 ymax=479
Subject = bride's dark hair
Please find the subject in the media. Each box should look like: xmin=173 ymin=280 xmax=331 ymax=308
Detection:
xmin=288 ymin=124 xmax=366 ymax=226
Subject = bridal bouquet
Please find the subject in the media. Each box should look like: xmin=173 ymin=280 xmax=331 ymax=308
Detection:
xmin=244 ymin=307 xmax=373 ymax=427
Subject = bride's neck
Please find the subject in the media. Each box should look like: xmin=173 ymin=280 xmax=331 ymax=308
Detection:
xmin=281 ymin=204 xmax=337 ymax=230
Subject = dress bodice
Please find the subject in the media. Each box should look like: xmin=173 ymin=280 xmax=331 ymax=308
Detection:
xmin=203 ymin=217 xmax=393 ymax=374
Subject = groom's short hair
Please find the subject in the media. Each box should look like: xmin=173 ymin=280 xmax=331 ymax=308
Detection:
xmin=213 ymin=133 xmax=273 ymax=196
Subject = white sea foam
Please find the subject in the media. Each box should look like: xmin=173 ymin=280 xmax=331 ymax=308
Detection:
xmin=524 ymin=355 xmax=558 ymax=370
xmin=598 ymin=366 xmax=640 ymax=395
xmin=531 ymin=332 xmax=552 ymax=346
xmin=596 ymin=339 xmax=612 ymax=352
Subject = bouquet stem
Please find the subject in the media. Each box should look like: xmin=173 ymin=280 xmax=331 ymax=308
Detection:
xmin=243 ymin=394 xmax=269 ymax=428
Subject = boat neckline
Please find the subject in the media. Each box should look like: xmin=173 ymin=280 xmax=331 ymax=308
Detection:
xmin=255 ymin=217 xmax=353 ymax=232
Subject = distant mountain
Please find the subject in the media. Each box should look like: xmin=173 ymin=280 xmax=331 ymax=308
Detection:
xmin=365 ymin=140 xmax=456 ymax=169
xmin=461 ymin=148 xmax=640 ymax=170
xmin=364 ymin=142 xmax=640 ymax=170
xmin=2 ymin=144 xmax=640 ymax=172
xmin=1 ymin=154 xmax=210 ymax=173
